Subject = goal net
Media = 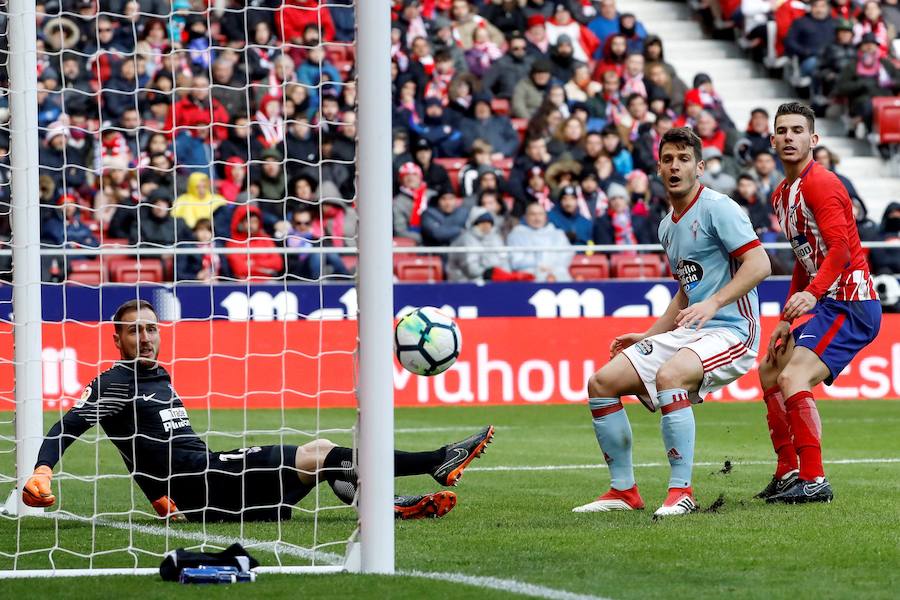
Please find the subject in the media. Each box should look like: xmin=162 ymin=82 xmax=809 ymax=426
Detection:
xmin=0 ymin=0 xmax=393 ymax=577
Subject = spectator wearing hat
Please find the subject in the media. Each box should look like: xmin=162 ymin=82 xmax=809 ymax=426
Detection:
xmin=579 ymin=169 xmax=608 ymax=218
xmin=174 ymin=172 xmax=228 ymax=230
xmin=699 ymin=146 xmax=737 ymax=198
xmin=690 ymin=73 xmax=735 ymax=131
xmin=522 ymin=0 xmax=556 ymax=21
xmin=129 ymin=187 xmax=196 ymax=273
xmin=746 ymin=149 xmax=784 ymax=202
xmin=512 ymin=59 xmax=554 ymax=118
xmin=421 ymin=190 xmax=469 ymax=249
xmin=548 ymin=34 xmax=583 ymax=83
xmin=410 ymin=98 xmax=464 ymax=157
xmin=394 ymin=161 xmax=435 ymax=243
xmin=508 ymin=202 xmax=574 ymax=282
xmin=674 ymin=88 xmax=704 ymax=129
xmin=545 ymin=3 xmax=600 ymax=63
xmin=279 ymin=0 xmax=336 ymax=44
xmin=430 ymin=16 xmax=469 ymax=74
xmin=450 ymin=0 xmax=506 ymax=49
xmin=482 ymin=34 xmax=534 ymax=100
xmin=694 ymin=110 xmax=728 ymax=154
xmin=549 ymin=185 xmax=593 ymax=245
xmin=834 ymin=32 xmax=900 ymax=136
xmin=734 ymin=108 xmax=772 ymax=168
xmin=592 ymin=182 xmax=650 ymax=248
xmin=254 ymin=148 xmax=289 ymax=215
xmin=618 ymin=12 xmax=647 ymax=54
xmin=447 ymin=207 xmax=517 ymax=283
xmin=520 ymin=164 xmax=554 ymax=215
xmin=814 ymin=18 xmax=858 ymax=100
xmin=784 ymin=0 xmax=835 ymax=84
xmin=524 ymin=14 xmax=551 ymax=58
xmin=254 ymin=93 xmax=286 ymax=150
xmin=412 ymin=137 xmax=453 ymax=196
xmin=600 ymin=124 xmax=633 ymax=176
xmin=460 ymin=93 xmax=520 ymax=158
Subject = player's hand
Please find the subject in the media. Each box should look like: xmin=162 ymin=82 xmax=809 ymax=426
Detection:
xmin=22 ymin=466 xmax=55 ymax=508
xmin=675 ymin=298 xmax=719 ymax=330
xmin=782 ymin=291 xmax=817 ymax=321
xmin=766 ymin=320 xmax=792 ymax=362
xmin=151 ymin=496 xmax=186 ymax=522
xmin=610 ymin=333 xmax=644 ymax=358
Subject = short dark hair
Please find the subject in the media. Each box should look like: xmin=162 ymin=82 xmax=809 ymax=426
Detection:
xmin=774 ymin=102 xmax=815 ymax=133
xmin=658 ymin=127 xmax=703 ymax=162
xmin=112 ymin=300 xmax=157 ymax=334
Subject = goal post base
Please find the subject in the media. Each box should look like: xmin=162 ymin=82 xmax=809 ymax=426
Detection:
xmin=1 ymin=488 xmax=44 ymax=518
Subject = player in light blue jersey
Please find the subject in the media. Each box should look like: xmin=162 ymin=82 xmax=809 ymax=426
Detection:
xmin=573 ymin=128 xmax=771 ymax=516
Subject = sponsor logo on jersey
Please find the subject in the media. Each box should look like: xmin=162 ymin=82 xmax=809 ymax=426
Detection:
xmin=635 ymin=340 xmax=653 ymax=355
xmin=159 ymin=407 xmax=191 ymax=432
xmin=75 ymin=386 xmax=92 ymax=409
xmin=790 ymin=234 xmax=812 ymax=259
xmin=675 ymin=259 xmax=704 ymax=293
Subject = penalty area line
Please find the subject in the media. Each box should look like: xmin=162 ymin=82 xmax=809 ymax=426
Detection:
xmin=55 ymin=514 xmax=613 ymax=600
xmin=467 ymin=457 xmax=900 ymax=473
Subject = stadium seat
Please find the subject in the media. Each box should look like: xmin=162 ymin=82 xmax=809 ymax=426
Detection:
xmin=66 ymin=259 xmax=105 ymax=285
xmin=110 ymin=259 xmax=164 ymax=283
xmin=490 ymin=98 xmax=510 ymax=116
xmin=433 ymin=158 xmax=467 ymax=194
xmin=395 ymin=256 xmax=443 ymax=282
xmin=611 ymin=254 xmax=663 ymax=279
xmin=511 ymin=118 xmax=528 ymax=142
xmin=569 ymin=254 xmax=610 ymax=281
xmin=393 ymin=236 xmax=417 ymax=260
xmin=873 ymin=97 xmax=900 ymax=145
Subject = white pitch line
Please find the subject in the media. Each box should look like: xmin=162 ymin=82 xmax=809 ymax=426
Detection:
xmin=50 ymin=514 xmax=609 ymax=600
xmin=403 ymin=570 xmax=612 ymax=600
xmin=466 ymin=458 xmax=900 ymax=473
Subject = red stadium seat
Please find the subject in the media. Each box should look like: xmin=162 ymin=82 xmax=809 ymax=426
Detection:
xmin=395 ymin=256 xmax=443 ymax=282
xmin=393 ymin=236 xmax=417 ymax=260
xmin=110 ymin=259 xmax=164 ymax=283
xmin=66 ymin=260 xmax=105 ymax=285
xmin=433 ymin=157 xmax=467 ymax=194
xmin=611 ymin=254 xmax=663 ymax=279
xmin=490 ymin=98 xmax=510 ymax=116
xmin=873 ymin=96 xmax=900 ymax=144
xmin=511 ymin=118 xmax=528 ymax=142
xmin=569 ymin=254 xmax=609 ymax=281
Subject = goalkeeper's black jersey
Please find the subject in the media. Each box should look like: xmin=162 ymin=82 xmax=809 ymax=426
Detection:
xmin=35 ymin=362 xmax=209 ymax=501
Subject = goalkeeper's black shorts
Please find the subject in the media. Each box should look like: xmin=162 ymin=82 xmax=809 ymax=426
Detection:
xmin=170 ymin=445 xmax=314 ymax=522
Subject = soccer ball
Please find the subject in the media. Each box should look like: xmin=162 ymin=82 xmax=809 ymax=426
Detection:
xmin=394 ymin=307 xmax=461 ymax=376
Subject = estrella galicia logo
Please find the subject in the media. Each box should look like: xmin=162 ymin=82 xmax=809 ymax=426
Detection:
xmin=635 ymin=340 xmax=653 ymax=355
xmin=791 ymin=234 xmax=812 ymax=259
xmin=675 ymin=259 xmax=704 ymax=293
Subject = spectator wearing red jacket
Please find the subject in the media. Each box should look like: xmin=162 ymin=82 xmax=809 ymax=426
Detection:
xmin=279 ymin=0 xmax=336 ymax=44
xmin=226 ymin=204 xmax=284 ymax=280
xmin=164 ymin=74 xmax=230 ymax=174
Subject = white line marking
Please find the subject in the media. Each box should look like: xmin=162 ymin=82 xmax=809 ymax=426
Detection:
xmin=51 ymin=514 xmax=612 ymax=599
xmin=467 ymin=458 xmax=900 ymax=473
xmin=403 ymin=570 xmax=612 ymax=600
xmin=394 ymin=426 xmax=497 ymax=434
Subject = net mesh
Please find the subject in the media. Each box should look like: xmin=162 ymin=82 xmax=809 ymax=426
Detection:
xmin=1 ymin=0 xmax=360 ymax=572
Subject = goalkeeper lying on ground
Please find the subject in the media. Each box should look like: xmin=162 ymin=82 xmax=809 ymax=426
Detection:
xmin=23 ymin=299 xmax=494 ymax=522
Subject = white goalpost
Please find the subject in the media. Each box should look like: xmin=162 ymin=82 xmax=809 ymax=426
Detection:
xmin=0 ymin=0 xmax=393 ymax=577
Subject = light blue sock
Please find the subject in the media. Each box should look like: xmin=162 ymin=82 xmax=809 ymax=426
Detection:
xmin=588 ymin=397 xmax=635 ymax=491
xmin=658 ymin=388 xmax=695 ymax=489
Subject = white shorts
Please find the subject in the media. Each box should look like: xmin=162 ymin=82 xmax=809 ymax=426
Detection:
xmin=622 ymin=326 xmax=758 ymax=412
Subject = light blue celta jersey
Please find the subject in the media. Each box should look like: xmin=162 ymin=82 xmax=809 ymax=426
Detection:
xmin=658 ymin=185 xmax=761 ymax=350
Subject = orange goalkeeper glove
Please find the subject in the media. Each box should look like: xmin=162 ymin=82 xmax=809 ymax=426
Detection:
xmin=22 ymin=465 xmax=55 ymax=508
xmin=151 ymin=496 xmax=186 ymax=522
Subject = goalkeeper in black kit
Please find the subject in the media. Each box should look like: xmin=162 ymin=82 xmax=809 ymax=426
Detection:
xmin=23 ymin=300 xmax=494 ymax=522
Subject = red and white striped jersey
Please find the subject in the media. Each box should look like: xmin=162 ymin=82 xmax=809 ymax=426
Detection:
xmin=771 ymin=160 xmax=876 ymax=302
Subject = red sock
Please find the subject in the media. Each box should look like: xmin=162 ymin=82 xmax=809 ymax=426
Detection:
xmin=785 ymin=390 xmax=824 ymax=480
xmin=763 ymin=386 xmax=798 ymax=478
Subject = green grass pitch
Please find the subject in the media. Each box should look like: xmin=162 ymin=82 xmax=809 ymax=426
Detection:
xmin=2 ymin=401 xmax=899 ymax=599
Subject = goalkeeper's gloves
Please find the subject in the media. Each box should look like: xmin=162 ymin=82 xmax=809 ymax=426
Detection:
xmin=22 ymin=465 xmax=56 ymax=508
xmin=151 ymin=495 xmax=186 ymax=522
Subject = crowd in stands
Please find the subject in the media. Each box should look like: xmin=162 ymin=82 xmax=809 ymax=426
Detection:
xmin=0 ymin=0 xmax=896 ymax=284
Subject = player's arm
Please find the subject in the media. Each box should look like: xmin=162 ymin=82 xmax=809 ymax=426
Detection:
xmin=610 ymin=288 xmax=687 ymax=357
xmin=782 ymin=184 xmax=852 ymax=320
xmin=677 ymin=245 xmax=770 ymax=329
xmin=22 ymin=410 xmax=94 ymax=507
